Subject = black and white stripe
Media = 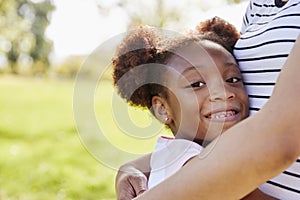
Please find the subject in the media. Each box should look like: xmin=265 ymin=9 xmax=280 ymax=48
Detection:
xmin=234 ymin=0 xmax=300 ymax=199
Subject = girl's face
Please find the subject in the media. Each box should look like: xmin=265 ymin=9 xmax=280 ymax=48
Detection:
xmin=161 ymin=40 xmax=249 ymax=145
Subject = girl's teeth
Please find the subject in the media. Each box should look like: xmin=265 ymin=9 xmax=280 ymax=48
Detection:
xmin=211 ymin=111 xmax=235 ymax=119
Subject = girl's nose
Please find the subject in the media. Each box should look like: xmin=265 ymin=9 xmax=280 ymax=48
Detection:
xmin=209 ymin=83 xmax=235 ymax=102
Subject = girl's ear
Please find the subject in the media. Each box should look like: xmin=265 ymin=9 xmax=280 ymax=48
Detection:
xmin=151 ymin=96 xmax=171 ymax=124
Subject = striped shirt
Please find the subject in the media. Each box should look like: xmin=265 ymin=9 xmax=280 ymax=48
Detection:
xmin=234 ymin=0 xmax=300 ymax=199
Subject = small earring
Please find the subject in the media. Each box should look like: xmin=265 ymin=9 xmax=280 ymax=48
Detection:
xmin=165 ymin=117 xmax=169 ymax=122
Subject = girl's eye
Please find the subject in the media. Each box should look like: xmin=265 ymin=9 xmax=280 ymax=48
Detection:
xmin=227 ymin=77 xmax=241 ymax=83
xmin=190 ymin=81 xmax=205 ymax=88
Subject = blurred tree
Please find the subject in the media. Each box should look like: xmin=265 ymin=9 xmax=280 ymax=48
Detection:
xmin=97 ymin=0 xmax=182 ymax=29
xmin=0 ymin=0 xmax=54 ymax=74
xmin=227 ymin=0 xmax=243 ymax=3
xmin=96 ymin=0 xmax=247 ymax=30
xmin=53 ymin=55 xmax=86 ymax=79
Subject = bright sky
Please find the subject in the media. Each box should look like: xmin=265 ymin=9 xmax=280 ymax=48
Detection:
xmin=46 ymin=0 xmax=126 ymax=61
xmin=46 ymin=0 xmax=248 ymax=61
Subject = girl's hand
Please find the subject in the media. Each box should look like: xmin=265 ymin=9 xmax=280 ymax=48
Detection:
xmin=241 ymin=188 xmax=278 ymax=200
xmin=115 ymin=164 xmax=148 ymax=200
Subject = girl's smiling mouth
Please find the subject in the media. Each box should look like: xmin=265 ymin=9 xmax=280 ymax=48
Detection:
xmin=205 ymin=107 xmax=240 ymax=122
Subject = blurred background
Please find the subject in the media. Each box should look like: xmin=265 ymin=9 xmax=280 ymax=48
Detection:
xmin=0 ymin=0 xmax=248 ymax=199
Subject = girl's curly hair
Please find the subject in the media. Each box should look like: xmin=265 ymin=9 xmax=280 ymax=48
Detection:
xmin=194 ymin=16 xmax=240 ymax=53
xmin=112 ymin=17 xmax=240 ymax=110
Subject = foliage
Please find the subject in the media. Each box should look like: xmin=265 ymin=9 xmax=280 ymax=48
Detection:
xmin=96 ymin=0 xmax=247 ymax=30
xmin=0 ymin=0 xmax=55 ymax=74
xmin=97 ymin=0 xmax=188 ymax=29
xmin=228 ymin=0 xmax=244 ymax=3
xmin=52 ymin=52 xmax=113 ymax=80
xmin=52 ymin=55 xmax=86 ymax=79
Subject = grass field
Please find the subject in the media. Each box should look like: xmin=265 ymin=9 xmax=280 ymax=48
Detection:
xmin=0 ymin=75 xmax=170 ymax=199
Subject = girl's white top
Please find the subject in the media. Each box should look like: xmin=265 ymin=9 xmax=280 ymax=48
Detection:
xmin=148 ymin=136 xmax=203 ymax=189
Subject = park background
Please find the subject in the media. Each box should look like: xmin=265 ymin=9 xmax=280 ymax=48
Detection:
xmin=0 ymin=0 xmax=247 ymax=199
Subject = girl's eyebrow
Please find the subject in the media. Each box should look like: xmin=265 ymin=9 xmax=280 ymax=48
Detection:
xmin=181 ymin=62 xmax=238 ymax=76
xmin=181 ymin=66 xmax=202 ymax=75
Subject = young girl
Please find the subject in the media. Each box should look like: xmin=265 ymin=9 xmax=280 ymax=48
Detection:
xmin=113 ymin=17 xmax=275 ymax=199
xmin=116 ymin=1 xmax=300 ymax=199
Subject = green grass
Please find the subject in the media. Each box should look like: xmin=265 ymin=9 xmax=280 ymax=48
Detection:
xmin=0 ymin=75 xmax=171 ymax=199
xmin=0 ymin=76 xmax=111 ymax=199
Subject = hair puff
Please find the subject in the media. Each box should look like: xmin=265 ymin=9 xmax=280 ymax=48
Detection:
xmin=195 ymin=16 xmax=240 ymax=53
xmin=112 ymin=25 xmax=166 ymax=109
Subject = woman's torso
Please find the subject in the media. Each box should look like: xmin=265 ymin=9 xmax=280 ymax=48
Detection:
xmin=234 ymin=0 xmax=300 ymax=199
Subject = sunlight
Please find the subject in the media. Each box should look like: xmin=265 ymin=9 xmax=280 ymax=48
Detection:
xmin=46 ymin=0 xmax=248 ymax=63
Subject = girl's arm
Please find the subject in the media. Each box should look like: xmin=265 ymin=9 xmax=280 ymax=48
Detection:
xmin=134 ymin=35 xmax=300 ymax=200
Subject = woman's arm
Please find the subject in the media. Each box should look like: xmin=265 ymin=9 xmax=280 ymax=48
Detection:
xmin=134 ymin=35 xmax=300 ymax=200
xmin=115 ymin=153 xmax=277 ymax=200
xmin=115 ymin=153 xmax=151 ymax=200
